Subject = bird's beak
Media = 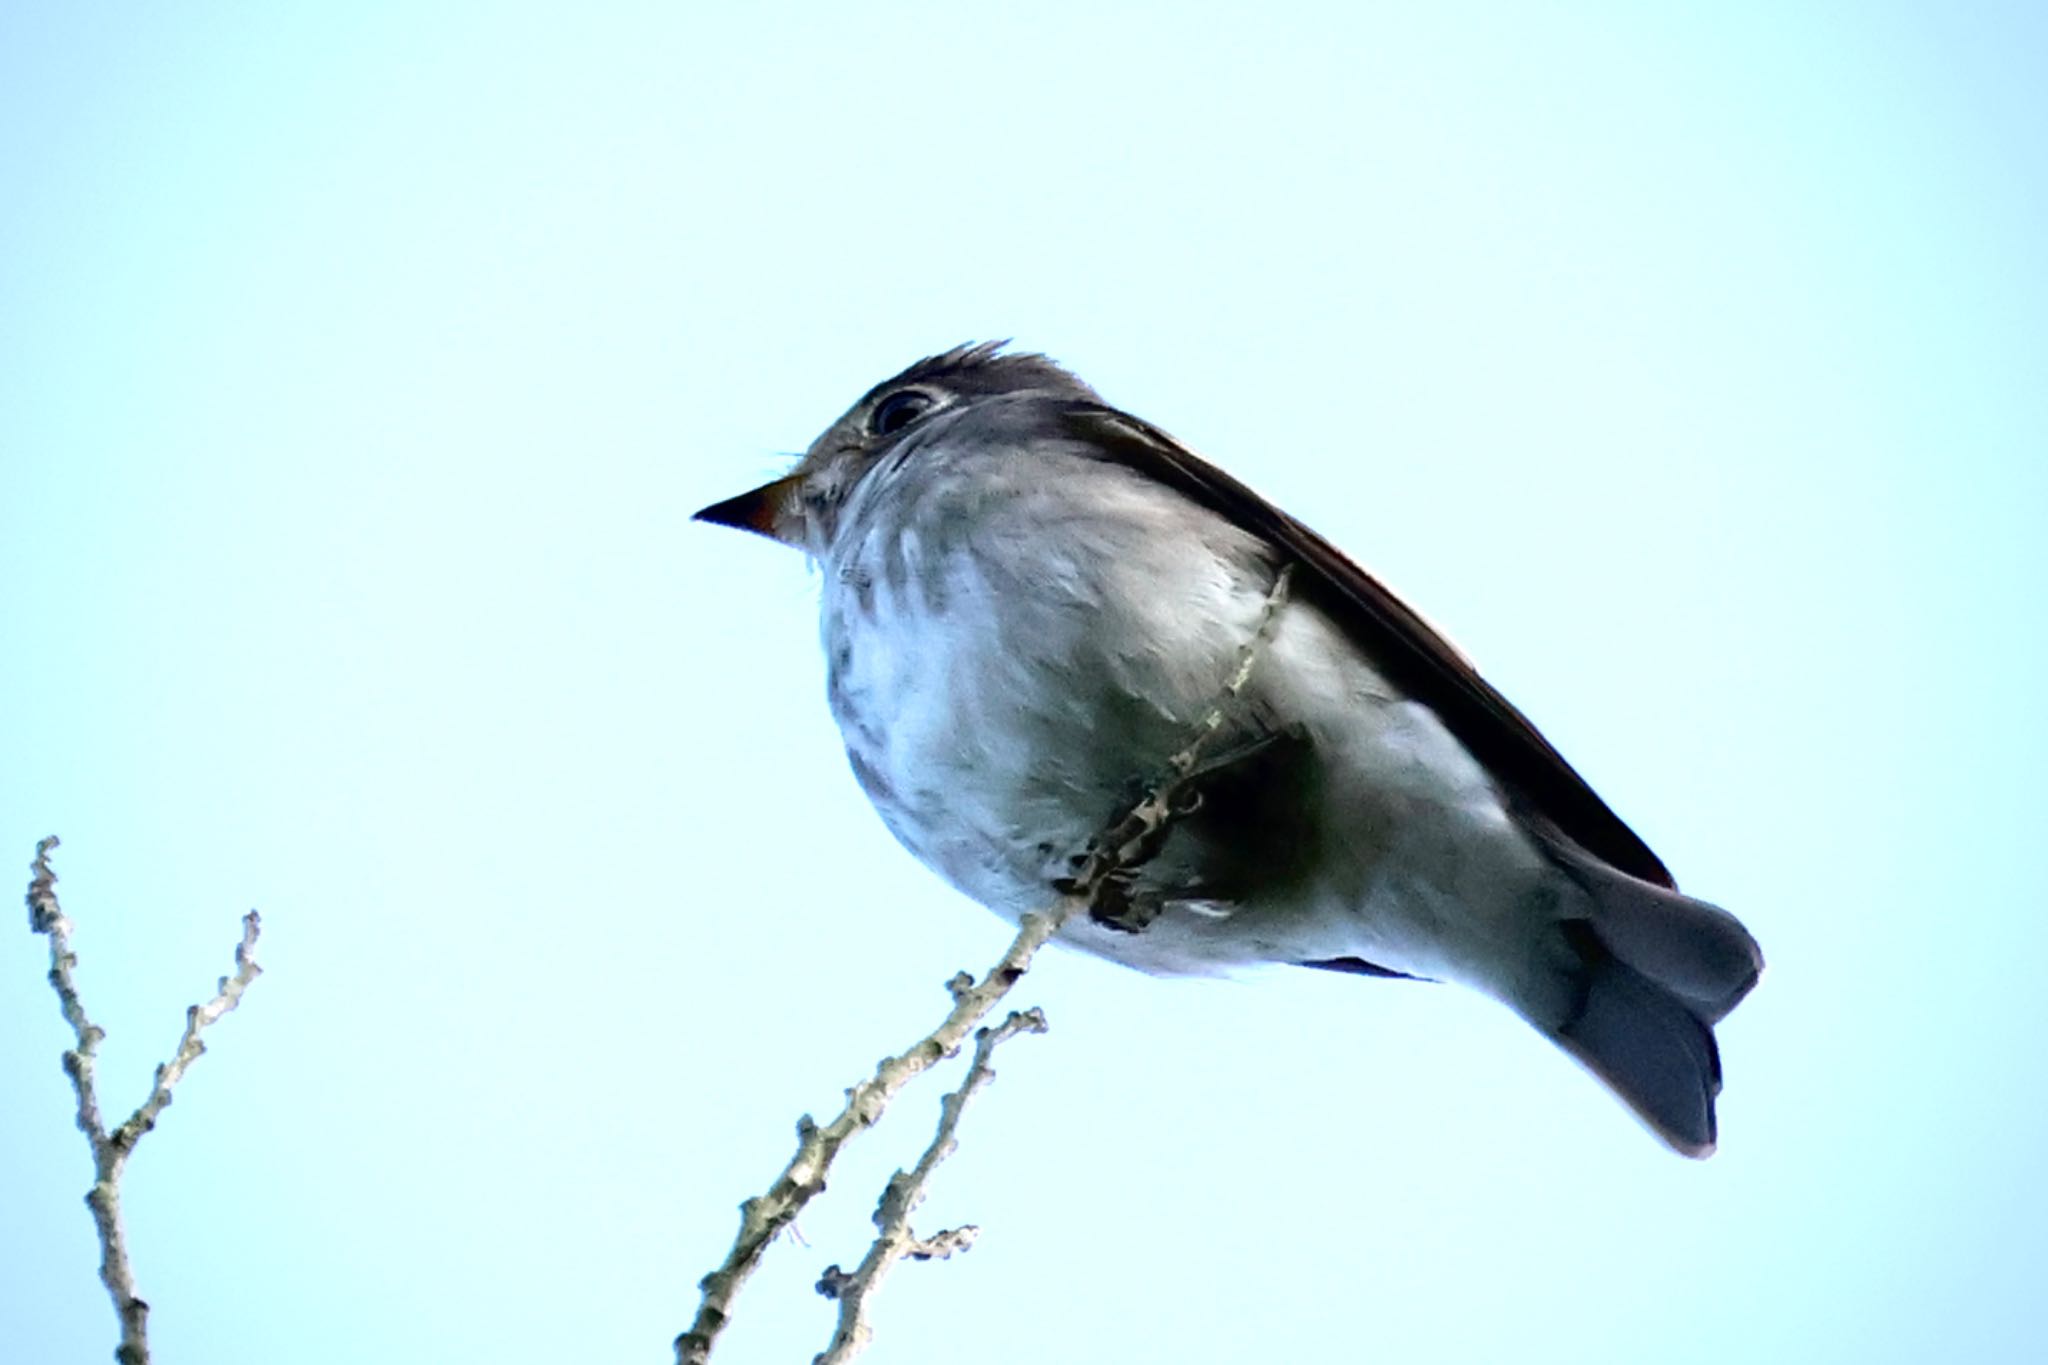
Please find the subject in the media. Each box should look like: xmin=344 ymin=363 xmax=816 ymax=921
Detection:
xmin=693 ymin=474 xmax=804 ymax=546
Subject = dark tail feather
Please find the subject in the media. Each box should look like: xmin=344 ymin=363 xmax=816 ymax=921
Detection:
xmin=1549 ymin=920 xmax=1726 ymax=1157
xmin=1529 ymin=836 xmax=1765 ymax=1157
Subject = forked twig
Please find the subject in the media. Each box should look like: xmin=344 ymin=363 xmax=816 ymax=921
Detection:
xmin=25 ymin=836 xmax=264 ymax=1365
xmin=812 ymin=1008 xmax=1048 ymax=1364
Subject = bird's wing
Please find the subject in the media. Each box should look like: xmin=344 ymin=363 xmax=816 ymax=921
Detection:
xmin=1063 ymin=403 xmax=1675 ymax=889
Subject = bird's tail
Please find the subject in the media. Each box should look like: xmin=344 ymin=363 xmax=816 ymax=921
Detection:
xmin=1521 ymin=837 xmax=1764 ymax=1157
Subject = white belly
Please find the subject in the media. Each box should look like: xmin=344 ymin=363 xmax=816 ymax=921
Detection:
xmin=816 ymin=454 xmax=1554 ymax=991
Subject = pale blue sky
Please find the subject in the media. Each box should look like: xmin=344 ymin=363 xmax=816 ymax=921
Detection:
xmin=3 ymin=4 xmax=2044 ymax=1362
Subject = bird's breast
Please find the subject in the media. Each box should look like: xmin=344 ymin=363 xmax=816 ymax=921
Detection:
xmin=816 ymin=463 xmax=1285 ymax=915
xmin=812 ymin=449 xmax=1550 ymax=983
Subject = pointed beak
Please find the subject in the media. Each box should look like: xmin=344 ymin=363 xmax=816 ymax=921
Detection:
xmin=693 ymin=474 xmax=804 ymax=546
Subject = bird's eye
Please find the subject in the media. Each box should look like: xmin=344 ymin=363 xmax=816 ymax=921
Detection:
xmin=869 ymin=389 xmax=937 ymax=438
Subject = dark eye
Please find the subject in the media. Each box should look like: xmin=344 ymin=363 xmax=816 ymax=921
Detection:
xmin=870 ymin=389 xmax=937 ymax=438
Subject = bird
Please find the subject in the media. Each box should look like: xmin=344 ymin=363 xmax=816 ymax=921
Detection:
xmin=696 ymin=342 xmax=1764 ymax=1157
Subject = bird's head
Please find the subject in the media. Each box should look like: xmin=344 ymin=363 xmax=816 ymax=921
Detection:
xmin=693 ymin=341 xmax=1096 ymax=553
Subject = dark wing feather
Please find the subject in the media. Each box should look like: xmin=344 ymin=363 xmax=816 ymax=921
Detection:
xmin=1062 ymin=404 xmax=1676 ymax=890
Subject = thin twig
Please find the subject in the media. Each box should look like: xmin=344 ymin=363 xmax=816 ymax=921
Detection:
xmin=24 ymin=836 xmax=264 ymax=1365
xmin=674 ymin=562 xmax=1296 ymax=1364
xmin=672 ymin=910 xmax=1073 ymax=1365
xmin=1065 ymin=563 xmax=1296 ymax=931
xmin=813 ymin=1008 xmax=1048 ymax=1365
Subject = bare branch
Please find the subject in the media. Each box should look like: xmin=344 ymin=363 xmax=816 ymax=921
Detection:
xmin=813 ymin=1008 xmax=1048 ymax=1365
xmin=23 ymin=836 xmax=265 ymax=1365
xmin=673 ymin=562 xmax=1296 ymax=1364
xmin=672 ymin=909 xmax=1074 ymax=1365
xmin=31 ymin=836 xmax=111 ymax=1150
xmin=109 ymin=909 xmax=264 ymax=1156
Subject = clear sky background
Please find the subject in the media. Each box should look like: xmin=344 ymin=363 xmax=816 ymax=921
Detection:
xmin=3 ymin=4 xmax=2044 ymax=1363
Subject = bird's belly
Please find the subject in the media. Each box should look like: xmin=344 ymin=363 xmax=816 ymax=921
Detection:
xmin=823 ymin=577 xmax=1141 ymax=914
xmin=821 ymin=563 xmax=1550 ymax=987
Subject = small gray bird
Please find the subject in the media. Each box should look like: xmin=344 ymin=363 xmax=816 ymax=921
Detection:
xmin=697 ymin=342 xmax=1763 ymax=1157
